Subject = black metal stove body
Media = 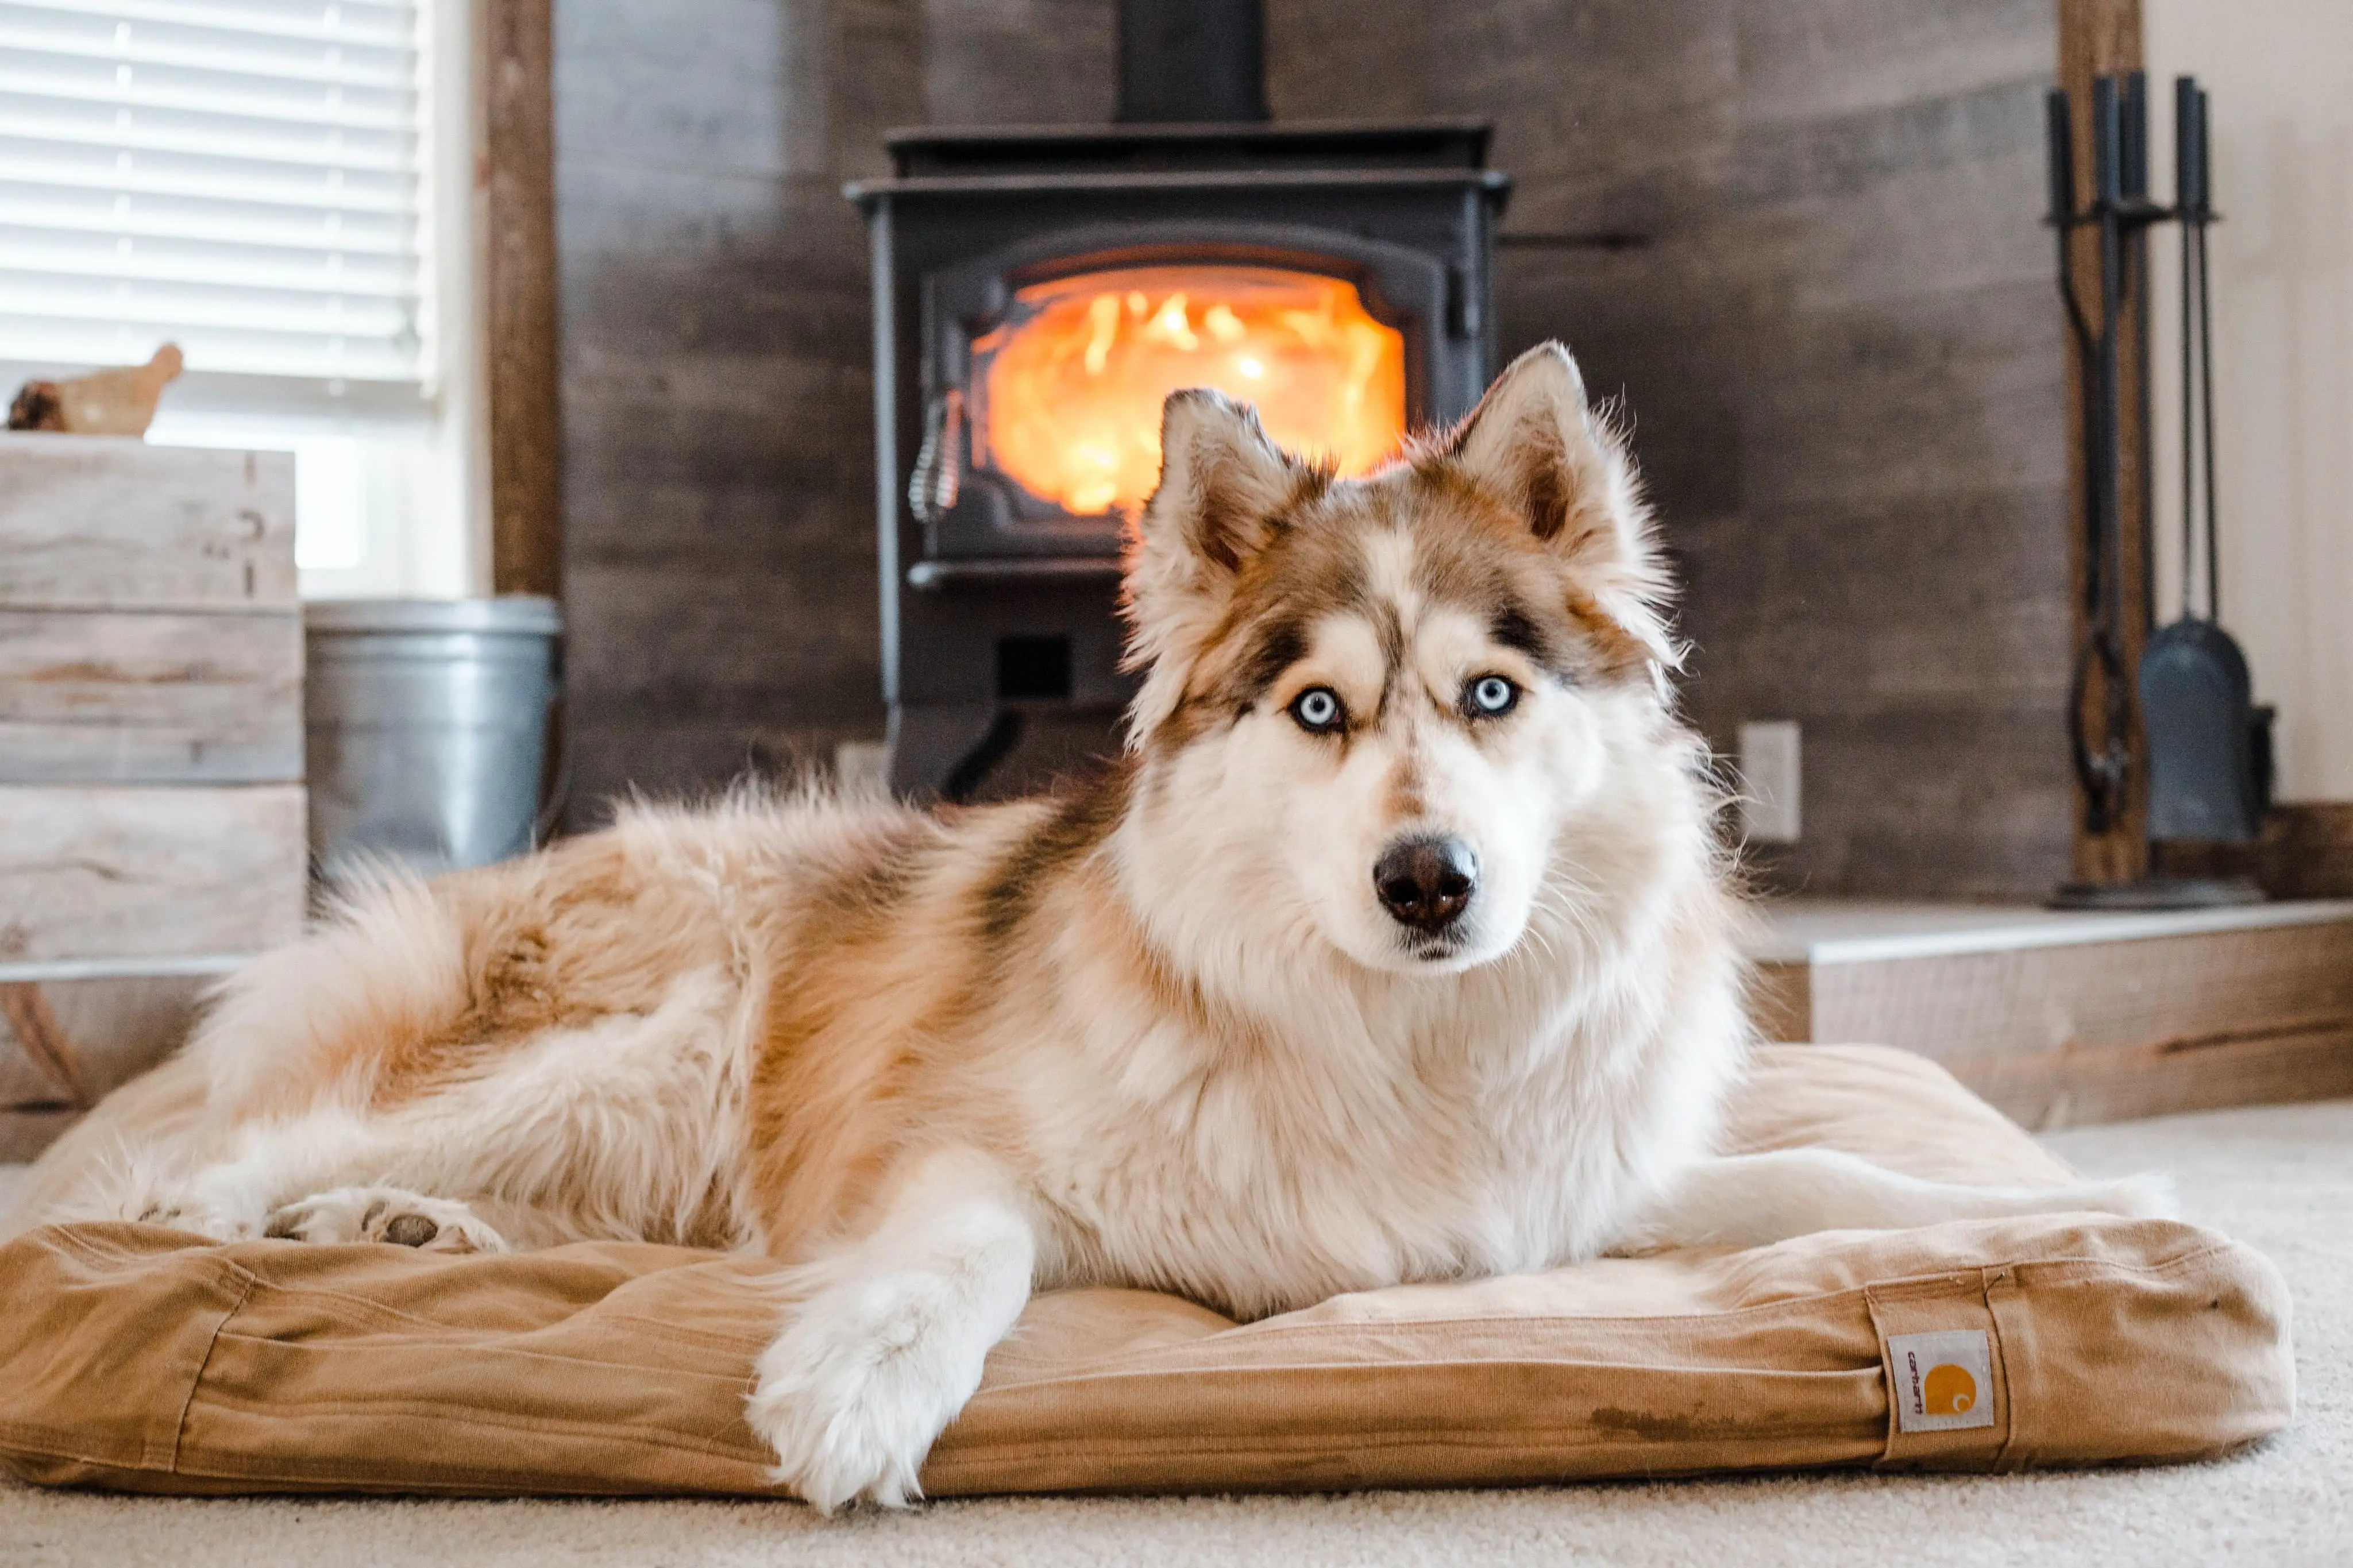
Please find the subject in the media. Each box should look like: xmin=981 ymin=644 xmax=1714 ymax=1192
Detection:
xmin=850 ymin=114 xmax=1510 ymax=799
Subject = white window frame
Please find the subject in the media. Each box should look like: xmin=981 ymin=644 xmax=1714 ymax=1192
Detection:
xmin=3 ymin=0 xmax=488 ymax=599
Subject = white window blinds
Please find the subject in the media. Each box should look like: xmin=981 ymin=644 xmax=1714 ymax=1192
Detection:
xmin=0 ymin=1 xmax=431 ymax=393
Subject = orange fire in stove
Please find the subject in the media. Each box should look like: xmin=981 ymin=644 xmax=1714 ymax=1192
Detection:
xmin=971 ymin=265 xmax=1407 ymax=516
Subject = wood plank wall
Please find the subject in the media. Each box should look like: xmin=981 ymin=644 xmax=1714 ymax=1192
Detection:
xmin=557 ymin=1 xmax=882 ymax=814
xmin=551 ymin=1 xmax=1114 ymax=818
xmin=552 ymin=1 xmax=2085 ymax=898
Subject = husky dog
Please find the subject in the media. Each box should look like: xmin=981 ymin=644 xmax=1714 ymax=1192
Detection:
xmin=28 ymin=344 xmax=2165 ymax=1510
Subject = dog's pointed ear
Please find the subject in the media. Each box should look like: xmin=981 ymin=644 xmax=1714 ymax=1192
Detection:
xmin=1121 ymin=390 xmax=1323 ymax=746
xmin=1137 ymin=388 xmax=1306 ymax=573
xmin=1442 ymin=342 xmax=1679 ymax=668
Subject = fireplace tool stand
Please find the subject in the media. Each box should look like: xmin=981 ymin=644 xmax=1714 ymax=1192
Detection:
xmin=2046 ymin=72 xmax=2266 ymax=912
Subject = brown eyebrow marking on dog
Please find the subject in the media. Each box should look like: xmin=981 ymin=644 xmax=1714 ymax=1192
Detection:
xmin=1178 ymin=510 xmax=1375 ymax=721
xmin=1403 ymin=505 xmax=1570 ymax=677
xmin=1236 ymin=615 xmax=1310 ymax=709
xmin=1398 ymin=474 xmax=1650 ymax=688
xmin=1490 ymin=603 xmax=1560 ymax=673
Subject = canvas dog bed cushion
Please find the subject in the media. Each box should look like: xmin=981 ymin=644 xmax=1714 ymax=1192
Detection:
xmin=0 ymin=1045 xmax=2292 ymax=1498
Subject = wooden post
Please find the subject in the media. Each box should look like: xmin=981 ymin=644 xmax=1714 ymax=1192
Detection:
xmin=2057 ymin=0 xmax=2151 ymax=885
xmin=483 ymin=0 xmax=563 ymax=600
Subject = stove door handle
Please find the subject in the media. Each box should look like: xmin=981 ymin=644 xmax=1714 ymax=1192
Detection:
xmin=908 ymin=389 xmax=964 ymax=529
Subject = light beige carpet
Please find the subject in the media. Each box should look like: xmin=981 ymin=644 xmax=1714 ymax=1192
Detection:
xmin=2 ymin=1098 xmax=2346 ymax=1567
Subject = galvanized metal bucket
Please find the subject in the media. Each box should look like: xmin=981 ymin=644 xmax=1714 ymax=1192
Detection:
xmin=304 ymin=597 xmax=564 ymax=887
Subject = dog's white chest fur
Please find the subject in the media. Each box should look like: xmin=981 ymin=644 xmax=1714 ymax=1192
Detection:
xmin=1004 ymin=958 xmax=1722 ymax=1319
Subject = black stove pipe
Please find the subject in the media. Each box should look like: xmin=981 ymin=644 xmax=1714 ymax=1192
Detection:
xmin=1117 ymin=0 xmax=1267 ymax=123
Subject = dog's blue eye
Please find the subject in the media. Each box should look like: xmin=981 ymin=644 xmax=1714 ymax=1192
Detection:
xmin=1290 ymin=686 xmax=1345 ymax=734
xmin=1467 ymin=675 xmax=1519 ymax=717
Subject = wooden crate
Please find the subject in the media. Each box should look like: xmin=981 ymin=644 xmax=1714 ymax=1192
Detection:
xmin=0 ymin=434 xmax=296 ymax=609
xmin=0 ymin=784 xmax=307 ymax=970
xmin=0 ymin=608 xmax=302 ymax=783
xmin=1753 ymin=901 xmax=2353 ymax=1129
xmin=0 ymin=434 xmax=303 ymax=1155
xmin=1 ymin=434 xmax=299 ymax=785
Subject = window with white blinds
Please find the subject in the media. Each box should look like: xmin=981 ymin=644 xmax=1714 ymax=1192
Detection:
xmin=0 ymin=0 xmax=433 ymax=393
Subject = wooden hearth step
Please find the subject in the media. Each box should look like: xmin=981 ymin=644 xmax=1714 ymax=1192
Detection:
xmin=1750 ymin=899 xmax=2353 ymax=1129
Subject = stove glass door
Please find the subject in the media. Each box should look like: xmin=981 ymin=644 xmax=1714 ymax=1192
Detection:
xmin=967 ymin=264 xmax=1408 ymax=518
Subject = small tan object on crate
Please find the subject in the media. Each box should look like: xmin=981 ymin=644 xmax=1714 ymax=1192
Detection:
xmin=6 ymin=345 xmax=184 ymax=438
xmin=0 ymin=431 xmax=305 ymax=1159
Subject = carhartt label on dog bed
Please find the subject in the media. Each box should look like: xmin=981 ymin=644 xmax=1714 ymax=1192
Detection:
xmin=1887 ymin=1330 xmax=1994 ymax=1432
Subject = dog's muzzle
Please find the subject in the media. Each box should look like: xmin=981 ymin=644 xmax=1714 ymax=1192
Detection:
xmin=1373 ymin=835 xmax=1478 ymax=939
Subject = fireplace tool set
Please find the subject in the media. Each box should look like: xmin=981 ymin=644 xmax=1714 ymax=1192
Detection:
xmin=2046 ymin=72 xmax=2267 ymax=909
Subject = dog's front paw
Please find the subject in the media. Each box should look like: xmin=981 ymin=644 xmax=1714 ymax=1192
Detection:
xmin=746 ymin=1279 xmax=985 ymax=1512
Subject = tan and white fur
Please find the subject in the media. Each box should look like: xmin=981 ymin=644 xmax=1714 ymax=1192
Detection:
xmin=18 ymin=343 xmax=2168 ymax=1510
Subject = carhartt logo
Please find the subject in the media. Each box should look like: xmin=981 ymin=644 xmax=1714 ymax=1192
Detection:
xmin=1923 ymin=1362 xmax=1976 ymax=1415
xmin=1886 ymin=1330 xmax=1996 ymax=1434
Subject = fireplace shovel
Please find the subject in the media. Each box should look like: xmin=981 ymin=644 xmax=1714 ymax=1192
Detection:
xmin=2140 ymin=620 xmax=2265 ymax=841
xmin=2140 ymin=75 xmax=2268 ymax=847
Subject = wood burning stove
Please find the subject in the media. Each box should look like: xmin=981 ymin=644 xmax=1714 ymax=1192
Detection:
xmin=848 ymin=0 xmax=1510 ymax=798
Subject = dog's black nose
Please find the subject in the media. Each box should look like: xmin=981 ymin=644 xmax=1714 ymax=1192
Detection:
xmin=1374 ymin=836 xmax=1478 ymax=934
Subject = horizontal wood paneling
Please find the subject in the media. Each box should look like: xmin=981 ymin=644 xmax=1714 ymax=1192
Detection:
xmin=1729 ymin=280 xmax=2066 ymax=511
xmin=1681 ymin=486 xmax=2073 ymax=716
xmin=561 ymin=350 xmax=877 ymax=493
xmin=0 ymin=435 xmax=295 ymax=611
xmin=921 ymin=0 xmax=1114 ymax=126
xmin=552 ymin=0 xmax=932 ymax=820
xmin=1732 ymin=0 xmax=2054 ymax=128
xmin=0 ymin=609 xmax=302 ymax=783
xmin=1730 ymin=709 xmax=2075 ymax=899
xmin=0 ymin=785 xmax=306 ymax=967
xmin=562 ymin=557 xmax=880 ymax=717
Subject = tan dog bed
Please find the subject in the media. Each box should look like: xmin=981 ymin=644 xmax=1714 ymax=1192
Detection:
xmin=0 ymin=1045 xmax=2292 ymax=1498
